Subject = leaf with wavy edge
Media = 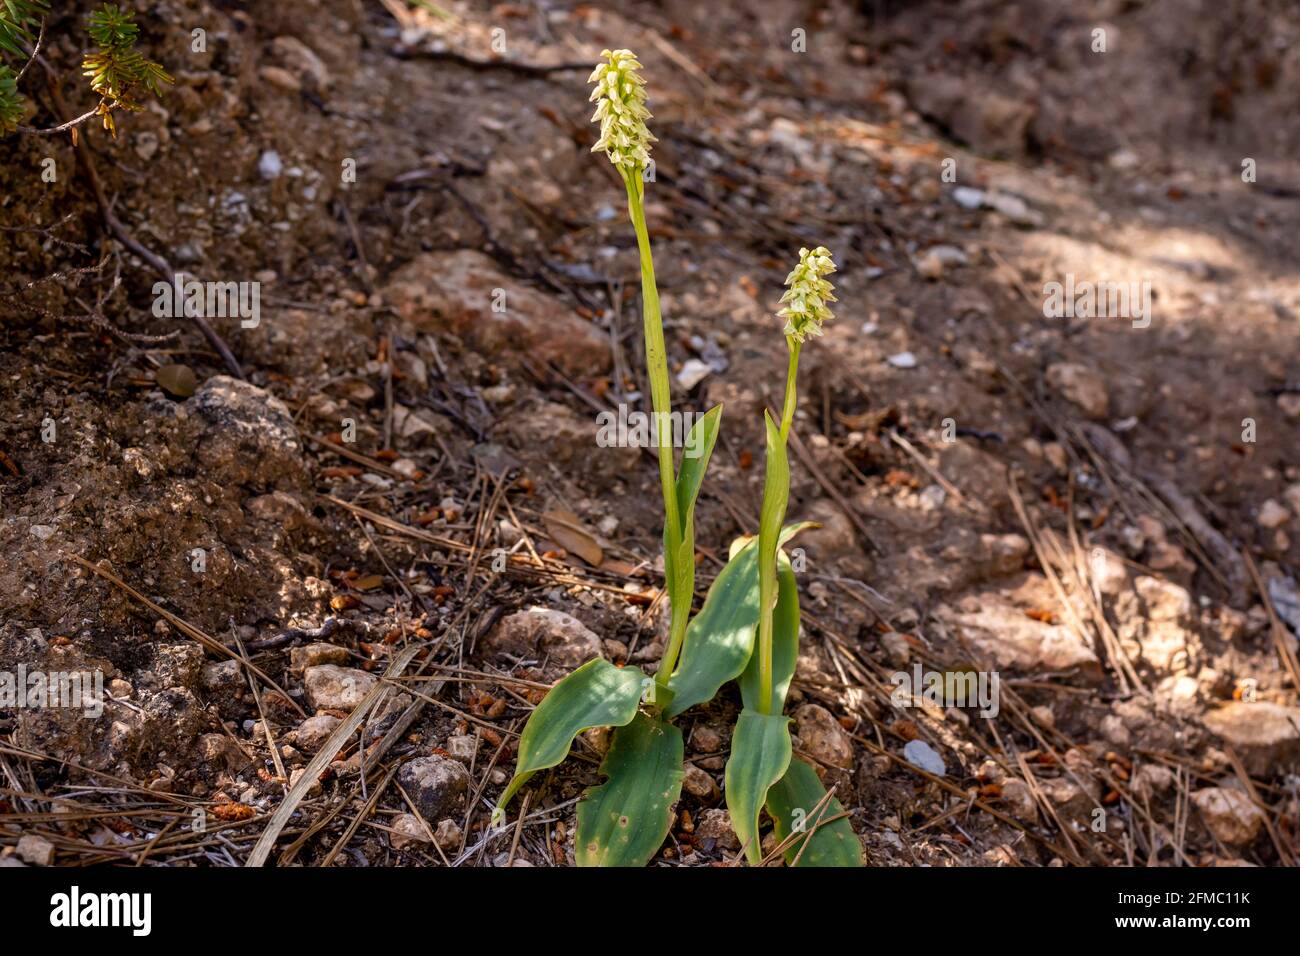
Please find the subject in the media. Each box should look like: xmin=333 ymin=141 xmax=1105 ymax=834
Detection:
xmin=496 ymin=658 xmax=647 ymax=812
xmin=576 ymin=712 xmax=684 ymax=866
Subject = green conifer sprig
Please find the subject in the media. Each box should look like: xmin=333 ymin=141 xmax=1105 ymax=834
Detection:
xmin=0 ymin=2 xmax=171 ymax=137
xmin=0 ymin=0 xmax=48 ymax=58
xmin=0 ymin=63 xmax=22 ymax=132
xmin=0 ymin=0 xmax=48 ymax=133
xmin=81 ymin=3 xmax=172 ymax=135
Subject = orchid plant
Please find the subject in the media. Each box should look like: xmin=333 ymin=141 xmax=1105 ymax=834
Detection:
xmin=495 ymin=49 xmax=862 ymax=868
xmin=723 ymin=247 xmax=863 ymax=866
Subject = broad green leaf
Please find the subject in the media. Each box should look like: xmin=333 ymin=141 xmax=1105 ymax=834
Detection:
xmin=576 ymin=712 xmax=684 ymax=866
xmin=497 ymin=658 xmax=647 ymax=812
xmin=739 ymin=553 xmax=800 ymax=713
xmin=664 ymin=523 xmax=816 ymax=719
xmin=724 ymin=709 xmax=792 ymax=865
xmin=767 ymin=758 xmax=864 ymax=867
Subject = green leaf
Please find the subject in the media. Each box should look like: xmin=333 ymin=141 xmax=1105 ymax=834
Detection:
xmin=739 ymin=552 xmax=799 ymax=713
xmin=724 ymin=709 xmax=792 ymax=865
xmin=674 ymin=403 xmax=722 ymax=526
xmin=497 ymin=658 xmax=647 ymax=812
xmin=576 ymin=712 xmax=684 ymax=866
xmin=664 ymin=523 xmax=815 ymax=718
xmin=767 ymin=758 xmax=864 ymax=867
xmin=663 ymin=404 xmax=722 ymax=619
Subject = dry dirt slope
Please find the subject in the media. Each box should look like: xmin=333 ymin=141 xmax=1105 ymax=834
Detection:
xmin=1 ymin=0 xmax=1298 ymax=866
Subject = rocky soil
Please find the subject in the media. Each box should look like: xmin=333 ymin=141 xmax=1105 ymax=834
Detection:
xmin=1 ymin=0 xmax=1298 ymax=866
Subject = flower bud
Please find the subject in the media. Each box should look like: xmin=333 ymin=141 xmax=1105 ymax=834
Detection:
xmin=588 ymin=48 xmax=656 ymax=176
xmin=778 ymin=246 xmax=837 ymax=342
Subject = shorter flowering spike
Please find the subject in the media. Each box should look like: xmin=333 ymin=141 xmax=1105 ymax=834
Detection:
xmin=588 ymin=48 xmax=656 ymax=177
xmin=777 ymin=246 xmax=837 ymax=343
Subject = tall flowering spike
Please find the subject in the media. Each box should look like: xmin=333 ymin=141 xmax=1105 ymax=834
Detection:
xmin=778 ymin=246 xmax=837 ymax=343
xmin=588 ymin=48 xmax=656 ymax=176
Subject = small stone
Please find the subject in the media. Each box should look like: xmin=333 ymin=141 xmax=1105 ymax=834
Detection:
xmin=682 ymin=762 xmax=719 ymax=801
xmin=289 ymin=767 xmax=321 ymax=797
xmin=271 ymin=36 xmax=331 ymax=90
xmin=398 ymin=756 xmax=470 ymax=820
xmin=902 ymin=739 xmax=946 ymax=776
xmin=290 ymin=643 xmax=350 ymax=672
xmin=1203 ymin=701 xmax=1300 ymax=775
xmin=259 ymin=150 xmax=283 ymax=180
xmin=1046 ymin=362 xmax=1110 ymax=420
xmin=259 ymin=65 xmax=301 ymax=92
xmin=445 ymin=735 xmax=477 ymax=763
xmin=690 ymin=725 xmax=724 ymax=753
xmin=481 ymin=607 xmax=603 ymax=672
xmin=433 ymin=818 xmax=463 ymax=852
xmin=1000 ymin=779 xmax=1038 ymax=822
xmin=677 ymin=359 xmax=712 ymax=390
xmin=695 ymin=808 xmax=740 ymax=851
xmin=880 ymin=631 xmax=910 ymax=667
xmin=915 ymin=245 xmax=967 ymax=280
xmin=291 ymin=714 xmax=341 ymax=752
xmin=303 ymin=665 xmax=375 ymax=711
xmin=1258 ymin=499 xmax=1290 ymax=529
xmin=1192 ymin=787 xmax=1264 ymax=846
xmin=390 ymin=813 xmax=431 ymax=851
xmin=794 ymin=704 xmax=854 ymax=769
xmin=888 ymin=351 xmax=918 ymax=369
xmin=16 ymin=834 xmax=55 ymax=866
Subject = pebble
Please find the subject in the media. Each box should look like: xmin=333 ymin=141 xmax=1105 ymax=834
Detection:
xmin=887 ymin=351 xmax=918 ymax=369
xmin=259 ymin=150 xmax=283 ymax=180
xmin=398 ymin=756 xmax=470 ymax=820
xmin=16 ymin=834 xmax=55 ymax=866
xmin=682 ymin=762 xmax=720 ymax=801
xmin=902 ymin=739 xmax=946 ymax=776
xmin=794 ymin=704 xmax=855 ymax=769
xmin=695 ymin=809 xmax=740 ymax=851
xmin=1191 ymin=787 xmax=1264 ymax=846
xmin=676 ymin=359 xmax=712 ymax=390
xmin=1258 ymin=499 xmax=1290 ymax=529
xmin=303 ymin=665 xmax=376 ymax=711
xmin=390 ymin=813 xmax=430 ymax=851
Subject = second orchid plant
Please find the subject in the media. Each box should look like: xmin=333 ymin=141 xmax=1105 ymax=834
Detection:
xmin=496 ymin=49 xmax=863 ymax=868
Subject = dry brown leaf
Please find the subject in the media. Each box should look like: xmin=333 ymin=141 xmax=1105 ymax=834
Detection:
xmin=542 ymin=508 xmax=604 ymax=566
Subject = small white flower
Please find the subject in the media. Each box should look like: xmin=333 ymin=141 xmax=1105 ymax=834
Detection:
xmin=588 ymin=49 xmax=656 ymax=176
xmin=778 ymin=246 xmax=837 ymax=342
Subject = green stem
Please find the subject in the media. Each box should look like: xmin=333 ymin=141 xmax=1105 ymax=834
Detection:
xmin=779 ymin=337 xmax=801 ymax=441
xmin=623 ymin=172 xmax=689 ymax=686
xmin=757 ymin=337 xmax=801 ymax=714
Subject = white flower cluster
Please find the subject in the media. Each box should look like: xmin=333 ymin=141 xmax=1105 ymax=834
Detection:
xmin=588 ymin=48 xmax=656 ymax=176
xmin=778 ymin=246 xmax=837 ymax=342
